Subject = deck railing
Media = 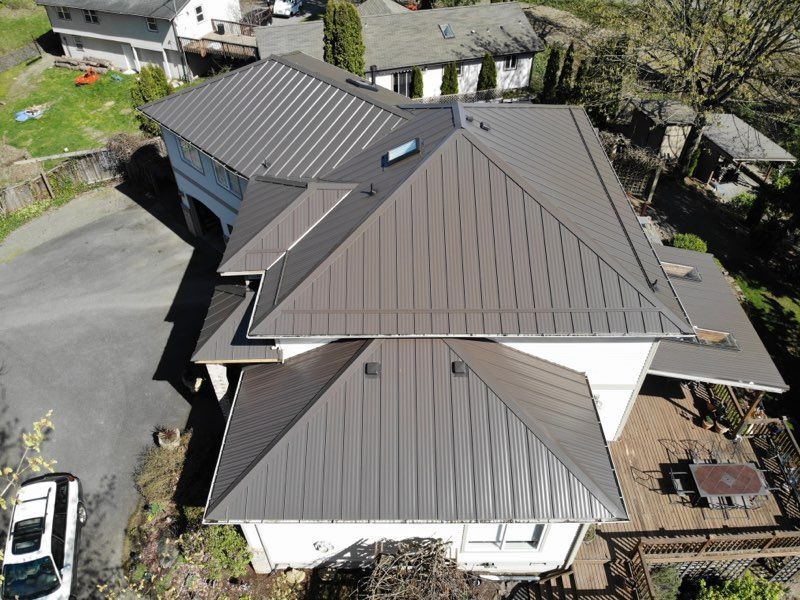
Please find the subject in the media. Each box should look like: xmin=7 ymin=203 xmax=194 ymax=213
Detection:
xmin=210 ymin=18 xmax=257 ymax=37
xmin=178 ymin=36 xmax=258 ymax=61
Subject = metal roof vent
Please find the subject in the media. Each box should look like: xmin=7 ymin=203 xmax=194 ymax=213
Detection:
xmin=451 ymin=361 xmax=468 ymax=376
xmin=365 ymin=362 xmax=381 ymax=376
xmin=480 ymin=121 xmax=491 ymax=131
xmin=347 ymin=77 xmax=379 ymax=92
xmin=465 ymin=115 xmax=474 ymax=122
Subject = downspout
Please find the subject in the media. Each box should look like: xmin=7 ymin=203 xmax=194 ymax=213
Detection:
xmin=171 ymin=0 xmax=191 ymax=82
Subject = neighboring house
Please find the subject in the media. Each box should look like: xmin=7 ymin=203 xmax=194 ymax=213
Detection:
xmin=139 ymin=53 xmax=786 ymax=576
xmin=623 ymin=99 xmax=696 ymax=161
xmin=36 ymin=0 xmax=241 ymax=79
xmin=255 ymin=2 xmax=543 ymax=98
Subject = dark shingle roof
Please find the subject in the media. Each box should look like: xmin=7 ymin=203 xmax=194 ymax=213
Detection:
xmin=705 ymin=114 xmax=796 ymax=163
xmin=650 ymin=246 xmax=788 ymax=392
xmin=358 ymin=0 xmax=409 ymax=17
xmin=248 ymin=105 xmax=692 ymax=338
xmin=139 ymin=52 xmax=411 ymax=179
xmin=630 ymin=99 xmax=696 ymax=126
xmin=205 ymin=338 xmax=626 ymax=523
xmin=255 ymin=3 xmax=543 ymax=71
xmin=36 ymin=0 xmax=190 ymax=19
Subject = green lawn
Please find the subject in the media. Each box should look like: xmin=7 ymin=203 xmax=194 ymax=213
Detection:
xmin=1 ymin=66 xmax=140 ymax=157
xmin=0 ymin=3 xmax=52 ymax=55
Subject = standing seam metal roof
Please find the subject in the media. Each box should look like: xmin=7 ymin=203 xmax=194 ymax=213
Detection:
xmin=205 ymin=338 xmax=626 ymax=523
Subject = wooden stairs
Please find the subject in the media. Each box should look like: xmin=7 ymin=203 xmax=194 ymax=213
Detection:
xmin=506 ymin=568 xmax=579 ymax=599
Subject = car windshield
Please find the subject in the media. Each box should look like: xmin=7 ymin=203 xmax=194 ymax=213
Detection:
xmin=2 ymin=557 xmax=60 ymax=600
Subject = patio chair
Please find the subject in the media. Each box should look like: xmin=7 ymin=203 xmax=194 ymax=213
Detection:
xmin=668 ymin=468 xmax=696 ymax=505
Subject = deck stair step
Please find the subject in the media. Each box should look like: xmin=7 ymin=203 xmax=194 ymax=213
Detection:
xmin=505 ymin=569 xmax=578 ymax=600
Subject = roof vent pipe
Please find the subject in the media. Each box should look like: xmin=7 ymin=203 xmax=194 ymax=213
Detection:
xmin=480 ymin=121 xmax=491 ymax=131
xmin=365 ymin=362 xmax=381 ymax=376
xmin=370 ymin=65 xmax=377 ymax=84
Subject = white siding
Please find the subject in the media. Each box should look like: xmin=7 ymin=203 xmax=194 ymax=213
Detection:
xmin=173 ymin=0 xmax=241 ymax=38
xmin=252 ymin=522 xmax=581 ymax=574
xmin=277 ymin=339 xmax=334 ymax=361
xmin=497 ymin=339 xmax=657 ymax=440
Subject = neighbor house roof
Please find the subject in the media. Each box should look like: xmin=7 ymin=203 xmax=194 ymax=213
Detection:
xmin=205 ymin=338 xmax=627 ymax=523
xmin=255 ymin=3 xmax=543 ymax=72
xmin=139 ymin=52 xmax=411 ymax=179
xmin=247 ymin=104 xmax=692 ymax=338
xmin=649 ymin=246 xmax=788 ymax=393
xmin=192 ymin=285 xmax=279 ymax=364
xmin=36 ymin=0 xmax=191 ymax=19
xmin=704 ymin=114 xmax=796 ymax=163
xmin=358 ymin=0 xmax=409 ymax=17
xmin=630 ymin=99 xmax=696 ymax=126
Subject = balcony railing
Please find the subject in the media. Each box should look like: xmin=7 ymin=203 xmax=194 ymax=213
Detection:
xmin=178 ymin=36 xmax=258 ymax=61
xmin=210 ymin=18 xmax=257 ymax=37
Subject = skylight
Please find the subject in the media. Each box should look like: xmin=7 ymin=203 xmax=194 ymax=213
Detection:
xmin=439 ymin=23 xmax=455 ymax=39
xmin=694 ymin=327 xmax=738 ymax=350
xmin=383 ymin=138 xmax=420 ymax=166
xmin=662 ymin=261 xmax=701 ymax=282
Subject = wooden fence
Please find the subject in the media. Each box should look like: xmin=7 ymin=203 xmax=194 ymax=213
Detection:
xmin=1 ymin=149 xmax=121 ymax=215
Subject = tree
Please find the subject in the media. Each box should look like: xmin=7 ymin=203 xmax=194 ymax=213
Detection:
xmin=477 ymin=53 xmax=497 ymax=91
xmin=0 ymin=412 xmax=56 ymax=511
xmin=696 ymin=571 xmax=784 ymax=600
xmin=323 ymin=0 xmax=366 ymax=77
xmin=555 ymin=42 xmax=575 ymax=103
xmin=572 ymin=58 xmax=589 ymax=102
xmin=627 ymin=0 xmax=800 ymax=173
xmin=131 ymin=65 xmax=171 ymax=137
xmin=411 ymin=65 xmax=424 ymax=98
xmin=441 ymin=62 xmax=459 ymax=95
xmin=541 ymin=45 xmax=562 ymax=103
xmin=577 ymin=36 xmax=632 ymax=127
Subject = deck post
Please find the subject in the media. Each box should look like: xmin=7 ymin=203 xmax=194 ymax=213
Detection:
xmin=736 ymin=390 xmax=765 ymax=437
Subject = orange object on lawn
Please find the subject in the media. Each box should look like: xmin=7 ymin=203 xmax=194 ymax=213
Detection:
xmin=75 ymin=68 xmax=100 ymax=86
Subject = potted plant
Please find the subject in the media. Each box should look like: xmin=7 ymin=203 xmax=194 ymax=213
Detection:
xmin=714 ymin=420 xmax=729 ymax=434
xmin=157 ymin=427 xmax=181 ymax=449
xmin=702 ymin=415 xmax=714 ymax=430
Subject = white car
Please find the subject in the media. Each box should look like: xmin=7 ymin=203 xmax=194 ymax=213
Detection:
xmin=2 ymin=474 xmax=86 ymax=600
xmin=273 ymin=0 xmax=303 ymax=17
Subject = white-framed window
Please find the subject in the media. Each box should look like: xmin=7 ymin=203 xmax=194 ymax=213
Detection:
xmin=213 ymin=161 xmax=242 ymax=196
xmin=56 ymin=6 xmax=71 ymax=20
xmin=392 ymin=70 xmax=412 ymax=97
xmin=83 ymin=9 xmax=99 ymax=24
xmin=179 ymin=139 xmax=204 ymax=173
xmin=502 ymin=56 xmax=518 ymax=71
xmin=464 ymin=524 xmax=545 ymax=551
xmin=145 ymin=17 xmax=158 ymax=32
xmin=195 ymin=5 xmax=205 ymax=22
xmin=74 ymin=36 xmax=84 ymax=52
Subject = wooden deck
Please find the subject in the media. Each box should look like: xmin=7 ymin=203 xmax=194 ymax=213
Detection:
xmin=573 ymin=376 xmax=795 ymax=597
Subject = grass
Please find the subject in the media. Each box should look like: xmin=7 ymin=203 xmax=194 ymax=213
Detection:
xmin=1 ymin=66 xmax=140 ymax=157
xmin=522 ymin=0 xmax=629 ymax=28
xmin=0 ymin=2 xmax=51 ymax=55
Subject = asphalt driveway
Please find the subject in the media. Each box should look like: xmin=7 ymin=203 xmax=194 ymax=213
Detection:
xmin=0 ymin=185 xmax=222 ymax=594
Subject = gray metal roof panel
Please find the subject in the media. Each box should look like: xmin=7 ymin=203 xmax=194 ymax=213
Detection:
xmin=206 ymin=338 xmax=626 ymax=523
xmin=36 ymin=0 xmax=190 ymax=18
xmin=256 ymin=3 xmax=543 ymax=71
xmin=704 ymin=113 xmax=796 ymax=163
xmin=192 ymin=286 xmax=280 ymax=363
xmin=139 ymin=53 xmax=410 ymax=179
xmin=650 ymin=246 xmax=788 ymax=392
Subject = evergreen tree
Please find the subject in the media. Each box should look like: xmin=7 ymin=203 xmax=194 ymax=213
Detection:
xmin=411 ymin=66 xmax=424 ymax=98
xmin=476 ymin=53 xmax=497 ymax=91
xmin=540 ymin=45 xmax=562 ymax=103
xmin=323 ymin=0 xmax=366 ymax=76
xmin=555 ymin=42 xmax=575 ymax=103
xmin=572 ymin=58 xmax=588 ymax=103
xmin=441 ymin=62 xmax=459 ymax=95
xmin=131 ymin=65 xmax=171 ymax=136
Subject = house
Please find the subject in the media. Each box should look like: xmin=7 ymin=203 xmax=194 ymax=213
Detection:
xmin=255 ymin=2 xmax=543 ymax=98
xmin=36 ymin=0 xmax=242 ymax=79
xmin=623 ymin=99 xmax=696 ymax=161
xmin=139 ymin=53 xmax=787 ymax=579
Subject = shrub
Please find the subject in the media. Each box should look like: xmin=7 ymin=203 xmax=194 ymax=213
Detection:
xmin=672 ymin=233 xmax=708 ymax=253
xmin=650 ymin=566 xmax=681 ymax=600
xmin=134 ymin=431 xmax=190 ymax=507
xmin=729 ymin=191 xmax=757 ymax=217
xmin=696 ymin=571 xmax=784 ymax=600
xmin=181 ymin=524 xmax=252 ymax=582
xmin=130 ymin=65 xmax=171 ymax=137
xmin=323 ymin=0 xmax=365 ymax=76
xmin=441 ymin=62 xmax=458 ymax=95
xmin=411 ymin=65 xmax=423 ymax=98
xmin=477 ymin=52 xmax=497 ymax=91
xmin=555 ymin=42 xmax=575 ymax=103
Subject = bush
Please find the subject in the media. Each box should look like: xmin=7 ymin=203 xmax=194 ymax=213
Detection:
xmin=130 ymin=65 xmax=171 ymax=137
xmin=729 ymin=191 xmax=757 ymax=217
xmin=696 ymin=571 xmax=784 ymax=600
xmin=134 ymin=431 xmax=190 ymax=507
xmin=477 ymin=52 xmax=497 ymax=91
xmin=441 ymin=62 xmax=458 ymax=95
xmin=181 ymin=524 xmax=252 ymax=582
xmin=411 ymin=65 xmax=423 ymax=98
xmin=672 ymin=233 xmax=708 ymax=253
xmin=650 ymin=566 xmax=681 ymax=600
xmin=323 ymin=0 xmax=366 ymax=76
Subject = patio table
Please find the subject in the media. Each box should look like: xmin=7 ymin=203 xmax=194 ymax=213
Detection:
xmin=689 ymin=462 xmax=768 ymax=498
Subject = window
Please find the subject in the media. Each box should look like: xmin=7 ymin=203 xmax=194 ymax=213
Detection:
xmin=195 ymin=5 xmax=205 ymax=22
xmin=145 ymin=17 xmax=158 ymax=32
xmin=74 ymin=36 xmax=84 ymax=51
xmin=214 ymin=161 xmax=242 ymax=196
xmin=383 ymin=138 xmax=420 ymax=167
xmin=56 ymin=6 xmax=71 ymax=20
xmin=694 ymin=327 xmax=738 ymax=349
xmin=503 ymin=56 xmax=518 ymax=71
xmin=83 ymin=9 xmax=99 ymax=23
xmin=392 ymin=70 xmax=412 ymax=97
xmin=662 ymin=261 xmax=701 ymax=282
xmin=179 ymin=139 xmax=204 ymax=173
xmin=465 ymin=524 xmax=545 ymax=551
xmin=439 ymin=23 xmax=455 ymax=39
